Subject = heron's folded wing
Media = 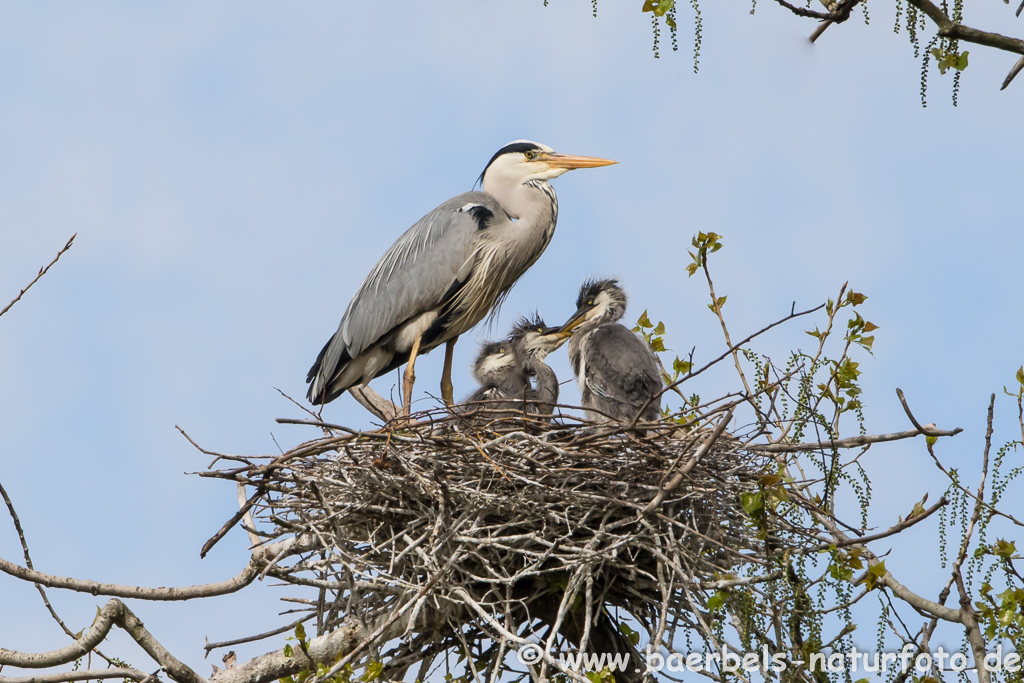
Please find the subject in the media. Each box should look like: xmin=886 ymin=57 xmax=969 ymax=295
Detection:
xmin=583 ymin=325 xmax=663 ymax=409
xmin=320 ymin=192 xmax=501 ymax=375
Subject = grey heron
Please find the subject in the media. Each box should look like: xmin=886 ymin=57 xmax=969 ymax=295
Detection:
xmin=462 ymin=340 xmax=520 ymax=408
xmin=459 ymin=315 xmax=571 ymax=423
xmin=506 ymin=314 xmax=572 ymax=419
xmin=559 ymin=279 xmax=663 ymax=428
xmin=306 ymin=141 xmax=616 ymax=412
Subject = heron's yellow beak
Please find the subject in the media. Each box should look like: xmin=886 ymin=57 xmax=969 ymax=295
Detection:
xmin=538 ymin=152 xmax=618 ymax=169
xmin=537 ymin=325 xmax=574 ymax=341
xmin=557 ymin=308 xmax=593 ymax=335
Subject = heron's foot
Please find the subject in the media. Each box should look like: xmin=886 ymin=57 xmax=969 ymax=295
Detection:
xmin=440 ymin=377 xmax=454 ymax=406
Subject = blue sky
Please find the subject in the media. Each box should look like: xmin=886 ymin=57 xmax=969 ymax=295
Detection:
xmin=1 ymin=0 xmax=1022 ymax=678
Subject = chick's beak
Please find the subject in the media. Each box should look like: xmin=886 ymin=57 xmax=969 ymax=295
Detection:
xmin=557 ymin=308 xmax=592 ymax=335
xmin=538 ymin=152 xmax=618 ymax=170
xmin=541 ymin=326 xmax=574 ymax=341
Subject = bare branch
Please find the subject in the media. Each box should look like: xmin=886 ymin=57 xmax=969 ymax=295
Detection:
xmin=200 ymin=485 xmax=265 ymax=558
xmin=205 ymin=615 xmax=314 ymax=656
xmin=0 ymin=599 xmax=202 ymax=683
xmin=349 ymin=385 xmax=398 ymax=421
xmin=771 ymin=0 xmax=831 ymax=19
xmin=0 ymin=668 xmax=151 ymax=683
xmin=0 ymin=234 xmax=76 ymax=320
xmin=954 ymin=568 xmax=991 ymax=683
xmin=806 ymin=495 xmax=947 ymax=551
xmin=0 ymin=536 xmax=315 ymax=601
xmin=751 ymin=425 xmax=961 ymax=453
xmin=1001 ymin=54 xmax=1024 ymax=89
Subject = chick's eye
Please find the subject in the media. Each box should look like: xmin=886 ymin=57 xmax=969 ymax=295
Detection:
xmin=537 ymin=327 xmax=543 ymax=333
xmin=499 ymin=347 xmax=506 ymax=354
xmin=587 ymin=299 xmax=593 ymax=305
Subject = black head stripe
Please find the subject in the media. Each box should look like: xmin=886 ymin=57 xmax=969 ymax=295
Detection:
xmin=507 ymin=312 xmax=546 ymax=342
xmin=576 ymin=278 xmax=621 ymax=308
xmin=477 ymin=141 xmax=545 ymax=186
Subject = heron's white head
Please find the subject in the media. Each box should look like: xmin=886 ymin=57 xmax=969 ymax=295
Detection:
xmin=479 ymin=141 xmax=616 ymax=216
xmin=558 ymin=279 xmax=629 ymax=333
xmin=472 ymin=340 xmax=516 ymax=384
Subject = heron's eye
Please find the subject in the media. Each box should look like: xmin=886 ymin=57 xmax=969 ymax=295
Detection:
xmin=587 ymin=299 xmax=594 ymax=305
xmin=524 ymin=151 xmax=535 ymax=160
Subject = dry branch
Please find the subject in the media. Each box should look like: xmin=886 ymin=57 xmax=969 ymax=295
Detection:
xmin=0 ymin=234 xmax=75 ymax=320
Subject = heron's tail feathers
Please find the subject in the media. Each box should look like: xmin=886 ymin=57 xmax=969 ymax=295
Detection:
xmin=306 ymin=340 xmax=396 ymax=406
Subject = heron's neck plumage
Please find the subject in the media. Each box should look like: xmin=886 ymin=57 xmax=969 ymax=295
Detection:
xmin=479 ymin=180 xmax=558 ymax=285
xmin=443 ymin=181 xmax=559 ymax=337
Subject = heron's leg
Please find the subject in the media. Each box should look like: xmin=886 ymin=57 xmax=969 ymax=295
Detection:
xmin=440 ymin=338 xmax=458 ymax=405
xmin=402 ymin=335 xmax=423 ymax=416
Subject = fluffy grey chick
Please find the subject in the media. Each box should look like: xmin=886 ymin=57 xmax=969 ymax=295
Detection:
xmin=506 ymin=313 xmax=573 ymax=420
xmin=461 ymin=340 xmax=522 ymax=411
xmin=559 ymin=279 xmax=662 ymax=429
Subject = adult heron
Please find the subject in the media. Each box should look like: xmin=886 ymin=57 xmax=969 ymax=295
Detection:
xmin=559 ymin=279 xmax=663 ymax=428
xmin=306 ymin=141 xmax=616 ymax=412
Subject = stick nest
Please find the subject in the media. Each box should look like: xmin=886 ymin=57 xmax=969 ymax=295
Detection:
xmin=207 ymin=409 xmax=780 ymax=679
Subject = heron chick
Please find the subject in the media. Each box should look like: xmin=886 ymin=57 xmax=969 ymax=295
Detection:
xmin=305 ymin=141 xmax=616 ymax=414
xmin=462 ymin=341 xmax=520 ymax=408
xmin=506 ymin=314 xmax=573 ymax=419
xmin=460 ymin=315 xmax=571 ymax=423
xmin=559 ymin=279 xmax=663 ymax=429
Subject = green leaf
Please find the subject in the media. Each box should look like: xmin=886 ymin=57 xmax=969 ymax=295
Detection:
xmin=869 ymin=560 xmax=886 ymax=577
xmin=1016 ymin=366 xmax=1024 ymax=386
xmin=295 ymin=623 xmax=307 ymax=643
xmin=716 ymin=295 xmax=727 ymax=309
xmin=654 ymin=0 xmax=675 ymax=16
xmin=673 ymin=358 xmax=692 ymax=375
xmin=955 ymin=51 xmax=969 ymax=70
xmin=650 ymin=338 xmax=666 ymax=352
xmin=636 ymin=310 xmax=652 ymax=329
xmin=706 ymin=590 xmax=728 ymax=611
xmin=284 ymin=644 xmax=294 ymax=658
xmin=362 ymin=661 xmax=384 ymax=682
xmin=654 ymin=321 xmax=665 ymax=335
xmin=685 ymin=262 xmax=698 ymax=276
xmin=926 ymin=435 xmax=937 ymax=446
xmin=617 ymin=622 xmax=641 ymax=646
xmin=846 ymin=291 xmax=867 ymax=306
xmin=740 ymin=491 xmax=763 ymax=517
xmin=994 ymin=539 xmax=1018 ymax=560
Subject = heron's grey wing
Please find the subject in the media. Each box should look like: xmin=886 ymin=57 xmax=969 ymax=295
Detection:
xmin=583 ymin=324 xmax=663 ymax=414
xmin=316 ymin=192 xmax=501 ymax=380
